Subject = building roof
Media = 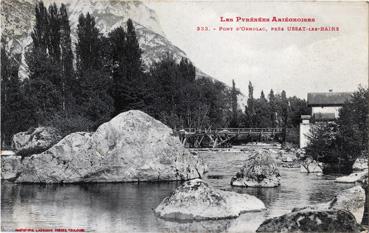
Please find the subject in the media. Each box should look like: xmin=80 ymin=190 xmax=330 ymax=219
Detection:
xmin=307 ymin=92 xmax=352 ymax=106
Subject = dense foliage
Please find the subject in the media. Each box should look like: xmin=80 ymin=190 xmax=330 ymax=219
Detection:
xmin=306 ymin=87 xmax=368 ymax=174
xmin=242 ymin=82 xmax=310 ymax=143
xmin=1 ymin=44 xmax=35 ymax=146
xmin=1 ymin=1 xmax=310 ymax=147
xmin=143 ymin=56 xmax=234 ymax=129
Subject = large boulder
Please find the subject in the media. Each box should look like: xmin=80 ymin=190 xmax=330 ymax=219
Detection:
xmin=357 ymin=172 xmax=368 ymax=189
xmin=357 ymin=173 xmax=368 ymax=225
xmin=230 ymin=152 xmax=280 ymax=187
xmin=353 ymin=157 xmax=368 ymax=171
xmin=1 ymin=155 xmax=22 ymax=180
xmin=13 ymin=110 xmax=207 ymax=183
xmin=300 ymin=158 xmax=323 ymax=173
xmin=256 ymin=210 xmax=360 ymax=233
xmin=154 ymin=179 xmax=265 ymax=221
xmin=334 ymin=186 xmax=366 ymax=224
xmin=335 ymin=171 xmax=368 ymax=183
xmin=12 ymin=127 xmax=62 ymax=156
xmin=292 ymin=186 xmax=366 ymax=223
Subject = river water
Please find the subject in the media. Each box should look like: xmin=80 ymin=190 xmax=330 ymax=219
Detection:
xmin=1 ymin=149 xmax=354 ymax=233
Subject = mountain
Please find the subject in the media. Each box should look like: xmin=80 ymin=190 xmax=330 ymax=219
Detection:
xmin=1 ymin=0 xmax=35 ymax=55
xmin=1 ymin=0 xmax=209 ymax=78
xmin=64 ymin=0 xmax=191 ymax=68
xmin=1 ymin=0 xmax=245 ymax=108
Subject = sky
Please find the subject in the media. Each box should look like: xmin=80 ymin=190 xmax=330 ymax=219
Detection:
xmin=147 ymin=1 xmax=368 ymax=99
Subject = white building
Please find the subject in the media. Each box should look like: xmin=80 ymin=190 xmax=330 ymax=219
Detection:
xmin=299 ymin=91 xmax=352 ymax=148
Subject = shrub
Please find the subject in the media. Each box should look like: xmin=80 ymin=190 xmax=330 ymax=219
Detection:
xmin=306 ymin=87 xmax=368 ymax=174
xmin=306 ymin=122 xmax=354 ymax=174
xmin=44 ymin=112 xmax=94 ymax=137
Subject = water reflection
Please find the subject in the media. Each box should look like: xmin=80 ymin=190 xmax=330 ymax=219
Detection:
xmin=231 ymin=185 xmax=281 ymax=208
xmin=2 ymin=182 xmax=180 ymax=232
xmin=2 ymin=151 xmax=355 ymax=233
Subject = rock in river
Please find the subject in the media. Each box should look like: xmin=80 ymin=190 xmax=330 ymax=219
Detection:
xmin=300 ymin=158 xmax=323 ymax=173
xmin=154 ymin=179 xmax=265 ymax=221
xmin=12 ymin=110 xmax=207 ymax=183
xmin=230 ymin=152 xmax=280 ymax=187
xmin=353 ymin=157 xmax=368 ymax=171
xmin=12 ymin=127 xmax=62 ymax=156
xmin=292 ymin=185 xmax=366 ymax=223
xmin=335 ymin=171 xmax=368 ymax=183
xmin=1 ymin=155 xmax=22 ymax=180
xmin=256 ymin=210 xmax=360 ymax=233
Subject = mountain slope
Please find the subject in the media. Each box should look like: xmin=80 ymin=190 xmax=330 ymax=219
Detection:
xmin=1 ymin=0 xmax=245 ymax=108
xmin=1 ymin=0 xmax=199 ymax=77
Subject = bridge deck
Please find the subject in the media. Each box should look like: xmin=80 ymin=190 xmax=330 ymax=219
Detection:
xmin=177 ymin=128 xmax=282 ymax=135
xmin=175 ymin=128 xmax=283 ymax=148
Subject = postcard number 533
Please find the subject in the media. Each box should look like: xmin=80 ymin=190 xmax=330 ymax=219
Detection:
xmin=197 ymin=26 xmax=209 ymax=31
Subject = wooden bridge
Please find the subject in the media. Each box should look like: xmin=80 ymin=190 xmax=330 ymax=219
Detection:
xmin=174 ymin=128 xmax=283 ymax=148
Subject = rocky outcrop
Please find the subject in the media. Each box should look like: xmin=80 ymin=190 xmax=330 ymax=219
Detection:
xmin=357 ymin=172 xmax=368 ymax=188
xmin=357 ymin=173 xmax=368 ymax=225
xmin=300 ymin=158 xmax=323 ymax=173
xmin=292 ymin=186 xmax=366 ymax=223
xmin=257 ymin=185 xmax=366 ymax=232
xmin=353 ymin=157 xmax=368 ymax=171
xmin=334 ymin=186 xmax=366 ymax=223
xmin=154 ymin=179 xmax=265 ymax=221
xmin=1 ymin=155 xmax=22 ymax=180
xmin=256 ymin=210 xmax=359 ymax=233
xmin=246 ymin=146 xmax=305 ymax=169
xmin=230 ymin=152 xmax=280 ymax=187
xmin=12 ymin=127 xmax=62 ymax=156
xmin=335 ymin=171 xmax=368 ymax=183
xmin=12 ymin=110 xmax=206 ymax=183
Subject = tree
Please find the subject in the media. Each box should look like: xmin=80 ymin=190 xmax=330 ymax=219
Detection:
xmin=280 ymin=90 xmax=288 ymax=143
xmin=247 ymin=81 xmax=254 ymax=115
xmin=148 ymin=55 xmax=181 ymax=125
xmin=253 ymin=91 xmax=272 ymax=128
xmin=305 ymin=122 xmax=344 ymax=171
xmin=336 ymin=87 xmax=368 ymax=156
xmin=284 ymin=96 xmax=310 ymax=144
xmin=179 ymin=58 xmax=196 ymax=83
xmin=31 ymin=1 xmax=48 ymax=53
xmin=75 ymin=13 xmax=114 ymax=129
xmin=108 ymin=27 xmax=128 ymax=114
xmin=288 ymin=96 xmax=310 ymax=128
xmin=176 ymin=58 xmax=197 ymax=127
xmin=260 ymin=90 xmax=266 ymax=101
xmin=306 ymin=87 xmax=368 ymax=174
xmin=59 ymin=3 xmax=75 ymax=114
xmin=245 ymin=81 xmax=255 ymax=127
xmin=230 ymin=79 xmax=239 ymax=127
xmin=107 ymin=20 xmax=145 ymax=115
xmin=268 ymin=89 xmax=276 ymax=127
xmin=76 ymin=13 xmax=101 ymax=74
xmin=126 ymin=19 xmax=143 ymax=79
xmin=26 ymin=1 xmax=63 ymax=124
xmin=78 ymin=69 xmax=114 ymax=129
xmin=47 ymin=3 xmax=61 ymax=63
xmin=124 ymin=19 xmax=145 ymax=111
xmin=1 ymin=44 xmax=35 ymax=146
xmin=146 ymin=54 xmax=231 ymax=129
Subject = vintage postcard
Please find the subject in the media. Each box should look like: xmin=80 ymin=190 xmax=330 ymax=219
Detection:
xmin=1 ymin=0 xmax=368 ymax=232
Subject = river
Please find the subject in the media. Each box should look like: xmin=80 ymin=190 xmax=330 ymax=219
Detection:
xmin=1 ymin=148 xmax=354 ymax=233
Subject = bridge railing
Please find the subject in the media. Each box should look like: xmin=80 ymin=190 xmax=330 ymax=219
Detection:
xmin=176 ymin=128 xmax=283 ymax=134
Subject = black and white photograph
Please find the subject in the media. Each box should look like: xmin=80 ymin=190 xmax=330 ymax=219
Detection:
xmin=0 ymin=0 xmax=368 ymax=232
